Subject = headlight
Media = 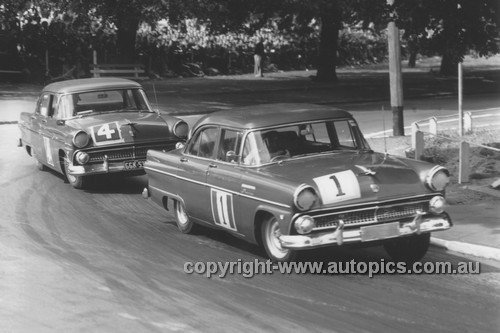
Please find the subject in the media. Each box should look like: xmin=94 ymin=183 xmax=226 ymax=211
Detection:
xmin=429 ymin=196 xmax=446 ymax=214
xmin=425 ymin=166 xmax=450 ymax=191
xmin=75 ymin=151 xmax=89 ymax=164
xmin=173 ymin=120 xmax=189 ymax=139
xmin=294 ymin=215 xmax=315 ymax=234
xmin=293 ymin=185 xmax=318 ymax=211
xmin=73 ymin=131 xmax=90 ymax=148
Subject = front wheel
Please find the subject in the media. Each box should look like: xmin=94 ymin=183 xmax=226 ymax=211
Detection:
xmin=261 ymin=215 xmax=297 ymax=262
xmin=63 ymin=157 xmax=86 ymax=189
xmin=174 ymin=200 xmax=196 ymax=234
xmin=383 ymin=233 xmax=431 ymax=263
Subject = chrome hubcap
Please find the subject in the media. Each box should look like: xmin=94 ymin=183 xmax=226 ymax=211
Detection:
xmin=176 ymin=202 xmax=189 ymax=226
xmin=265 ymin=218 xmax=288 ymax=259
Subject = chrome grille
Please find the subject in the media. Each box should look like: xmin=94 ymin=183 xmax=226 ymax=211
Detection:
xmin=312 ymin=201 xmax=429 ymax=231
xmin=86 ymin=144 xmax=174 ymax=163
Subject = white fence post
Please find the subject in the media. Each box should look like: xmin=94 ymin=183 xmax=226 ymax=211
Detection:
xmin=458 ymin=141 xmax=470 ymax=184
xmin=413 ymin=131 xmax=424 ymax=160
xmin=429 ymin=117 xmax=438 ymax=135
xmin=464 ymin=112 xmax=473 ymax=134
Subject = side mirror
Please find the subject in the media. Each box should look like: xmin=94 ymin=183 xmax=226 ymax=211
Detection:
xmin=175 ymin=142 xmax=185 ymax=150
xmin=226 ymin=150 xmax=240 ymax=163
xmin=56 ymin=119 xmax=65 ymax=126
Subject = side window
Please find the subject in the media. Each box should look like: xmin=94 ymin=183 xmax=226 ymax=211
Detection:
xmin=217 ymin=129 xmax=242 ymax=162
xmin=334 ymin=121 xmax=355 ymax=148
xmin=187 ymin=127 xmax=219 ymax=158
xmin=57 ymin=94 xmax=75 ymax=119
xmin=38 ymin=94 xmax=54 ymax=117
xmin=302 ymin=123 xmax=330 ymax=144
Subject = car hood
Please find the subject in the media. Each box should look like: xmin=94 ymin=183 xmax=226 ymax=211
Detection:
xmin=259 ymin=152 xmax=429 ymax=206
xmin=65 ymin=112 xmax=172 ymax=146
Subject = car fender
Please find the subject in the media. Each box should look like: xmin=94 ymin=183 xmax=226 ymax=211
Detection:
xmin=252 ymin=203 xmax=294 ymax=244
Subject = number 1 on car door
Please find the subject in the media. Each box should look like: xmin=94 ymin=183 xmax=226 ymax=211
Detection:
xmin=210 ymin=189 xmax=237 ymax=231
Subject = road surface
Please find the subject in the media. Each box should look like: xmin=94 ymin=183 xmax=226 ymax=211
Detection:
xmin=1 ymin=119 xmax=499 ymax=332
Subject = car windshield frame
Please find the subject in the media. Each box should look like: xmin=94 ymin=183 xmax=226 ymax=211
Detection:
xmin=55 ymin=88 xmax=154 ymax=119
xmin=239 ymin=118 xmax=371 ymax=167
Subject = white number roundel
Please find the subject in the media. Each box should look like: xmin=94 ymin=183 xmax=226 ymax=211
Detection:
xmin=313 ymin=170 xmax=361 ymax=205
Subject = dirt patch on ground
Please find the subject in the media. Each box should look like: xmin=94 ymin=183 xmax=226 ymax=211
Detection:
xmin=367 ymin=127 xmax=500 ymax=204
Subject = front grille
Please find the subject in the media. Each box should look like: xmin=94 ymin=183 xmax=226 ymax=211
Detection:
xmin=86 ymin=143 xmax=175 ymax=163
xmin=312 ymin=201 xmax=429 ymax=231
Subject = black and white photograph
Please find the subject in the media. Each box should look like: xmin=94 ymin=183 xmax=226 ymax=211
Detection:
xmin=1 ymin=0 xmax=499 ymax=332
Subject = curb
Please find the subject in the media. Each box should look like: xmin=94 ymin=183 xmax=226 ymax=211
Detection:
xmin=431 ymin=237 xmax=500 ymax=261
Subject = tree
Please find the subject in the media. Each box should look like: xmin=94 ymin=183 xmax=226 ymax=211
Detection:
xmin=395 ymin=0 xmax=499 ymax=75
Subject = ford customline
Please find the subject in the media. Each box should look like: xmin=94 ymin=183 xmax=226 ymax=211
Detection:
xmin=18 ymin=78 xmax=188 ymax=189
xmin=143 ymin=103 xmax=452 ymax=262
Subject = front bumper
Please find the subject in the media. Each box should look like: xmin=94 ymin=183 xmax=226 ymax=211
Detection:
xmin=279 ymin=213 xmax=452 ymax=250
xmin=68 ymin=159 xmax=145 ymax=176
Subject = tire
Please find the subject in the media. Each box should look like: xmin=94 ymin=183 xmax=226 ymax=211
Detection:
xmin=383 ymin=233 xmax=431 ymax=263
xmin=63 ymin=157 xmax=86 ymax=189
xmin=261 ymin=215 xmax=297 ymax=262
xmin=174 ymin=200 xmax=196 ymax=234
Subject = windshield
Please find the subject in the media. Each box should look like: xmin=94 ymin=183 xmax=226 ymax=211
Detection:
xmin=241 ymin=119 xmax=370 ymax=166
xmin=58 ymin=88 xmax=152 ymax=118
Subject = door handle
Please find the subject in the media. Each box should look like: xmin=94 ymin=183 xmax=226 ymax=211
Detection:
xmin=208 ymin=163 xmax=217 ymax=168
xmin=41 ymin=119 xmax=47 ymax=123
xmin=180 ymin=157 xmax=188 ymax=162
xmin=31 ymin=116 xmax=36 ymax=120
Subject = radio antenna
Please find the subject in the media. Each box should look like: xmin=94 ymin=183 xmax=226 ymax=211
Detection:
xmin=153 ymin=82 xmax=160 ymax=115
xmin=382 ymin=105 xmax=388 ymax=157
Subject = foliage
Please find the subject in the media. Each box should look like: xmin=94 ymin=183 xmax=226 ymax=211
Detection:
xmin=1 ymin=0 xmax=498 ymax=81
xmin=393 ymin=0 xmax=500 ymax=74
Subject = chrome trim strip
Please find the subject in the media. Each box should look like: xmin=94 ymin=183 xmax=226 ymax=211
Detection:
xmin=145 ymin=166 xmax=290 ymax=209
xmin=241 ymin=184 xmax=256 ymax=190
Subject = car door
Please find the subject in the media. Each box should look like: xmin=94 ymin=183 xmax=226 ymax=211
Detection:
xmin=30 ymin=93 xmax=54 ymax=166
xmin=177 ymin=126 xmax=220 ymax=224
xmin=206 ymin=128 xmax=243 ymax=233
xmin=38 ymin=93 xmax=58 ymax=168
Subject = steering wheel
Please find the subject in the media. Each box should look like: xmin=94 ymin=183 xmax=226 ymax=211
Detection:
xmin=270 ymin=150 xmax=290 ymax=162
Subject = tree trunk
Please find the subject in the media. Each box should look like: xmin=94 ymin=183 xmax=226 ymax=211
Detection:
xmin=439 ymin=51 xmax=458 ymax=76
xmin=315 ymin=4 xmax=341 ymax=82
xmin=115 ymin=8 xmax=140 ymax=63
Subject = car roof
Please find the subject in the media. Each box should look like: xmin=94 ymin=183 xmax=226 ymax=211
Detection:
xmin=195 ymin=103 xmax=354 ymax=130
xmin=42 ymin=78 xmax=142 ymax=94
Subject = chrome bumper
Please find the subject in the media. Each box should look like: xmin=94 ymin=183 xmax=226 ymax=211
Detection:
xmin=68 ymin=160 xmax=145 ymax=176
xmin=279 ymin=213 xmax=452 ymax=250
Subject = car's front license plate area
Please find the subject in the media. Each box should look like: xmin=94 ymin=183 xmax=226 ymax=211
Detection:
xmin=124 ymin=160 xmax=145 ymax=170
xmin=360 ymin=222 xmax=400 ymax=242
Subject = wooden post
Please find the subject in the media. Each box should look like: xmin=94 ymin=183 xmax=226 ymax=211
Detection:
xmin=93 ymin=50 xmax=99 ymax=78
xmin=458 ymin=141 xmax=470 ymax=184
xmin=429 ymin=117 xmax=438 ymax=135
xmin=464 ymin=112 xmax=472 ymax=134
xmin=387 ymin=0 xmax=404 ymax=136
xmin=413 ymin=130 xmax=424 ymax=160
xmin=458 ymin=62 xmax=464 ymax=136
xmin=45 ymin=50 xmax=49 ymax=77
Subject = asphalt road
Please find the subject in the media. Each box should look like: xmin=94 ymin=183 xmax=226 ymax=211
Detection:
xmin=1 ymin=120 xmax=500 ymax=332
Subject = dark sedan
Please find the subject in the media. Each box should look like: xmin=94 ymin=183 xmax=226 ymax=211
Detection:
xmin=143 ymin=103 xmax=452 ymax=262
xmin=18 ymin=78 xmax=188 ymax=189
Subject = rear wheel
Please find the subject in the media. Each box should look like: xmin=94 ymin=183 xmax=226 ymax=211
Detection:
xmin=261 ymin=215 xmax=297 ymax=262
xmin=383 ymin=233 xmax=431 ymax=263
xmin=174 ymin=200 xmax=196 ymax=234
xmin=63 ymin=156 xmax=86 ymax=189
